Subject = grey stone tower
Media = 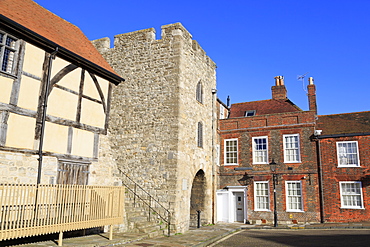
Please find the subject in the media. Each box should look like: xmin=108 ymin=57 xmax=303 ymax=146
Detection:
xmin=93 ymin=23 xmax=217 ymax=232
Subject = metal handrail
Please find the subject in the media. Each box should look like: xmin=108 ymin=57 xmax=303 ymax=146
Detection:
xmin=117 ymin=168 xmax=171 ymax=236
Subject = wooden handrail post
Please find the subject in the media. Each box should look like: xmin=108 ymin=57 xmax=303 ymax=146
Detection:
xmin=109 ymin=225 xmax=113 ymax=240
xmin=58 ymin=231 xmax=63 ymax=246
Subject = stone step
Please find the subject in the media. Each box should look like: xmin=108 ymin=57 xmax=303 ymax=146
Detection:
xmin=138 ymin=225 xmax=161 ymax=234
xmin=136 ymin=220 xmax=159 ymax=229
xmin=125 ymin=209 xmax=146 ymax=218
xmin=148 ymin=230 xmax=162 ymax=238
xmin=128 ymin=216 xmax=148 ymax=223
xmin=122 ymin=184 xmax=167 ymax=238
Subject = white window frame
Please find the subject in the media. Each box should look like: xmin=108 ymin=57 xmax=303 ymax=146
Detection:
xmin=340 ymin=181 xmax=364 ymax=209
xmin=224 ymin=138 xmax=238 ymax=166
xmin=337 ymin=141 xmax=360 ymax=167
xmin=245 ymin=110 xmax=256 ymax=117
xmin=219 ymin=104 xmax=226 ymax=119
xmin=285 ymin=181 xmax=303 ymax=212
xmin=283 ymin=134 xmax=301 ymax=163
xmin=252 ymin=136 xmax=268 ymax=164
xmin=254 ymin=181 xmax=270 ymax=211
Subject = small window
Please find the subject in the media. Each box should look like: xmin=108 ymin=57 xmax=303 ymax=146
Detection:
xmin=0 ymin=30 xmax=18 ymax=74
xmin=283 ymin=134 xmax=301 ymax=163
xmin=224 ymin=139 xmax=238 ymax=165
xmin=337 ymin=141 xmax=360 ymax=167
xmin=197 ymin=122 xmax=203 ymax=148
xmin=252 ymin=136 xmax=268 ymax=164
xmin=254 ymin=181 xmax=269 ymax=211
xmin=340 ymin=182 xmax=363 ymax=209
xmin=286 ymin=181 xmax=303 ymax=212
xmin=196 ymin=81 xmax=203 ymax=103
xmin=245 ymin=110 xmax=256 ymax=117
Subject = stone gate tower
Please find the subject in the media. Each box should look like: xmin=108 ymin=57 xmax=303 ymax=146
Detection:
xmin=93 ymin=23 xmax=217 ymax=232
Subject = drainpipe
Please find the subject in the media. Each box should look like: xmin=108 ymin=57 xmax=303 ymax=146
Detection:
xmin=36 ymin=47 xmax=58 ymax=185
xmin=211 ymin=88 xmax=217 ymax=224
xmin=315 ymin=136 xmax=325 ymax=223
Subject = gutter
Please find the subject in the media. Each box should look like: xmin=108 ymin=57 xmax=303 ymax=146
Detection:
xmin=317 ymin=132 xmax=370 ymax=139
xmin=0 ymin=14 xmax=124 ymax=85
xmin=314 ymin=137 xmax=325 ymax=223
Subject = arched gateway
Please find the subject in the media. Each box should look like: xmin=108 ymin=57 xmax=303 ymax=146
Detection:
xmin=190 ymin=170 xmax=206 ymax=227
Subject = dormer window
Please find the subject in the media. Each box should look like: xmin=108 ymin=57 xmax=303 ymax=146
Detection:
xmin=245 ymin=110 xmax=256 ymax=117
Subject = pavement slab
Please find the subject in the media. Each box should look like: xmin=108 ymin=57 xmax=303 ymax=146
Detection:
xmin=3 ymin=222 xmax=370 ymax=247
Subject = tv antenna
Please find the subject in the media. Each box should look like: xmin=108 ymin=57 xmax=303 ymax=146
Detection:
xmin=297 ymin=72 xmax=309 ymax=93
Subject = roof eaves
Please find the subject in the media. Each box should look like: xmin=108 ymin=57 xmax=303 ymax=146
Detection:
xmin=0 ymin=14 xmax=124 ymax=85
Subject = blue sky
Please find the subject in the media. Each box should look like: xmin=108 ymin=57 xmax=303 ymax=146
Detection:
xmin=34 ymin=0 xmax=370 ymax=115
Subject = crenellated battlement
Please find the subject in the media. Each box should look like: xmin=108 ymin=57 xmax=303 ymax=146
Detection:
xmin=92 ymin=23 xmax=214 ymax=67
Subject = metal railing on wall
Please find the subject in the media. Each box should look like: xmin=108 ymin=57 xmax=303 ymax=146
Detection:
xmin=0 ymin=184 xmax=124 ymax=246
xmin=117 ymin=168 xmax=171 ymax=236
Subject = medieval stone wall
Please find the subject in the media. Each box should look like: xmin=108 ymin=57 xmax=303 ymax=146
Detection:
xmin=93 ymin=23 xmax=217 ymax=232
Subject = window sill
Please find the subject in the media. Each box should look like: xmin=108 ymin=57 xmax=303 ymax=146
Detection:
xmin=254 ymin=209 xmax=271 ymax=212
xmin=224 ymin=164 xmax=239 ymax=166
xmin=0 ymin=70 xmax=17 ymax=79
xmin=286 ymin=210 xmax=304 ymax=213
xmin=340 ymin=207 xmax=365 ymax=210
xmin=284 ymin=161 xmax=301 ymax=164
xmin=337 ymin=165 xmax=361 ymax=168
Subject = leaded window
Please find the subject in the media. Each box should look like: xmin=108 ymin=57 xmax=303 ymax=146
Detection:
xmin=0 ymin=30 xmax=18 ymax=74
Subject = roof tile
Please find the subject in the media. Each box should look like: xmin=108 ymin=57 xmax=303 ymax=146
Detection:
xmin=229 ymin=99 xmax=302 ymax=118
xmin=317 ymin=111 xmax=370 ymax=135
xmin=0 ymin=0 xmax=117 ymax=75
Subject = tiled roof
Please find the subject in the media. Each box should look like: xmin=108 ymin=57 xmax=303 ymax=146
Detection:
xmin=229 ymin=99 xmax=302 ymax=118
xmin=317 ymin=111 xmax=370 ymax=136
xmin=0 ymin=0 xmax=119 ymax=77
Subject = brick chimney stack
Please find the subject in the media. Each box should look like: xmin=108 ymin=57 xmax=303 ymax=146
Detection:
xmin=307 ymin=77 xmax=317 ymax=114
xmin=272 ymin=76 xmax=287 ymax=100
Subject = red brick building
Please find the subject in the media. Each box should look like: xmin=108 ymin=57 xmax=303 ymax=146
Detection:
xmin=316 ymin=111 xmax=370 ymax=222
xmin=217 ymin=76 xmax=321 ymax=225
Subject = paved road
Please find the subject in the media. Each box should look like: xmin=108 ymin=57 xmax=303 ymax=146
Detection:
xmin=210 ymin=229 xmax=370 ymax=247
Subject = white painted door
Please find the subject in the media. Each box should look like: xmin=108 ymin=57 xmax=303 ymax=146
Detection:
xmin=216 ymin=190 xmax=232 ymax=222
xmin=234 ymin=192 xmax=244 ymax=222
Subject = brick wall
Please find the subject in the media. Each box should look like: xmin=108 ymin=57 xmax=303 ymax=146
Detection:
xmin=320 ymin=135 xmax=370 ymax=222
xmin=218 ymin=109 xmax=320 ymax=224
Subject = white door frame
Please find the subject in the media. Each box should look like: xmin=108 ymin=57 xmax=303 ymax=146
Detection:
xmin=216 ymin=186 xmax=248 ymax=223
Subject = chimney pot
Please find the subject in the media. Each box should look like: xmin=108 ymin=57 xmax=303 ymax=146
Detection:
xmin=309 ymin=77 xmax=314 ymax=85
xmin=272 ymin=76 xmax=287 ymax=100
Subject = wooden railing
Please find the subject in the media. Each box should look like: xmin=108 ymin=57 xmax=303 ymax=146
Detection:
xmin=0 ymin=184 xmax=124 ymax=245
